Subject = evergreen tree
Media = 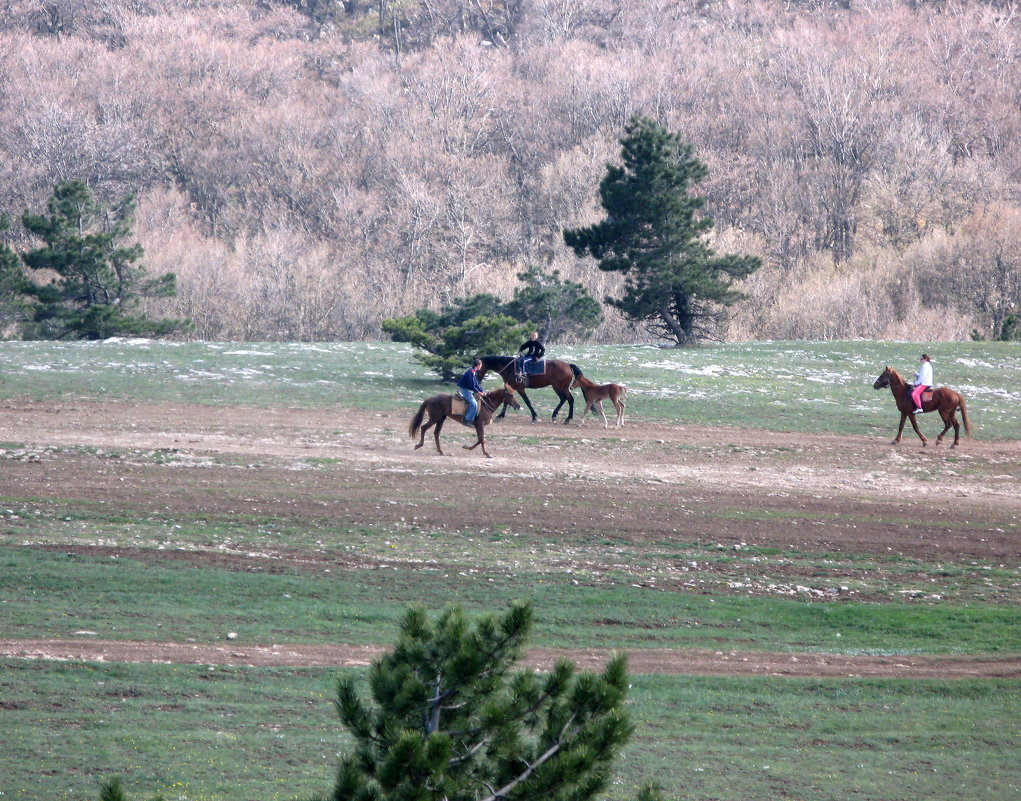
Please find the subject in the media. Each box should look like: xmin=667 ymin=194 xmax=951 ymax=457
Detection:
xmin=0 ymin=214 xmax=31 ymax=335
xmin=503 ymin=266 xmax=603 ymax=344
xmin=382 ymin=294 xmax=530 ymax=381
xmin=20 ymin=181 xmax=188 ymax=340
xmin=316 ymin=602 xmax=636 ymax=801
xmin=564 ymin=116 xmax=760 ymax=345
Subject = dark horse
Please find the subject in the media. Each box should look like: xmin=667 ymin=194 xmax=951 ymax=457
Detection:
xmin=409 ymin=386 xmax=520 ymax=458
xmin=873 ymin=366 xmax=971 ymax=448
xmin=478 ymin=356 xmax=581 ymax=424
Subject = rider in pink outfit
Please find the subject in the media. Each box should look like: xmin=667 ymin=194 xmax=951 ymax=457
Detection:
xmin=910 ymin=354 xmax=933 ymax=414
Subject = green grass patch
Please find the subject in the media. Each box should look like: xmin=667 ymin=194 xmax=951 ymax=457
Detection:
xmin=2 ymin=340 xmax=1020 ymax=438
xmin=3 ymin=547 xmax=1018 ymax=655
xmin=1 ymin=659 xmax=1018 ymax=801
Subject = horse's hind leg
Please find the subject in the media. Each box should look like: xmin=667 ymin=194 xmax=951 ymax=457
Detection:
xmin=943 ymin=410 xmax=961 ymax=448
xmin=415 ymin=420 xmax=434 ymax=450
xmin=432 ymin=418 xmax=446 ymax=455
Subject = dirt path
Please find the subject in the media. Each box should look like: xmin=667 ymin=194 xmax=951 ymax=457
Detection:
xmin=2 ymin=399 xmax=1019 ymax=679
xmin=3 ymin=638 xmax=1019 ymax=679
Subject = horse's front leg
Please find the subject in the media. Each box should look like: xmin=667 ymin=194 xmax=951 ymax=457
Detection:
xmin=550 ymin=393 xmax=567 ymax=421
xmin=462 ymin=422 xmax=491 ymax=457
xmin=614 ymin=399 xmax=625 ymax=428
xmin=891 ymin=412 xmax=907 ymax=445
xmin=596 ymin=400 xmax=609 ymax=428
xmin=519 ymin=389 xmax=539 ymax=423
xmin=907 ymin=411 xmax=928 ymax=446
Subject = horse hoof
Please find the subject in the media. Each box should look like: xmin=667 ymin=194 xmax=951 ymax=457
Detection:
xmin=485 ymin=453 xmax=493 ymax=459
xmin=462 ymin=445 xmax=472 ymax=450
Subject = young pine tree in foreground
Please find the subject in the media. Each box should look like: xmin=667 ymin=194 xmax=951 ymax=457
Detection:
xmin=99 ymin=603 xmax=667 ymax=801
xmin=317 ymin=601 xmax=652 ymax=801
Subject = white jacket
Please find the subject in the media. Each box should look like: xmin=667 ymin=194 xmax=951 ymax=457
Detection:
xmin=914 ymin=361 xmax=933 ymax=387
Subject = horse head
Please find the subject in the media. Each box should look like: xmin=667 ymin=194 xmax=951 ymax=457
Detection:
xmin=873 ymin=367 xmax=893 ymax=390
xmin=500 ymin=386 xmax=522 ymax=410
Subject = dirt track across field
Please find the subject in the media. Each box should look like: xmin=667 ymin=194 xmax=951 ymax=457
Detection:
xmin=1 ymin=399 xmax=1019 ymax=678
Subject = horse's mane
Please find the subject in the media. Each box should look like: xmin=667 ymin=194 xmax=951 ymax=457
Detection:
xmin=480 ymin=355 xmax=514 ymax=370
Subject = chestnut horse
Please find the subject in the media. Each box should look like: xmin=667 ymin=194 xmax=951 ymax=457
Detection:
xmin=409 ymin=386 xmax=520 ymax=458
xmin=873 ymin=366 xmax=971 ymax=448
xmin=571 ymin=372 xmax=627 ymax=428
xmin=478 ymin=356 xmax=579 ymax=424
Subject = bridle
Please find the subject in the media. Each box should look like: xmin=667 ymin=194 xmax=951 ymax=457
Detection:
xmin=479 ymin=389 xmax=516 ymax=412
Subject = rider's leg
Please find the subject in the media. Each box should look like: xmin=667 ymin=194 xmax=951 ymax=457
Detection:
xmin=911 ymin=384 xmax=925 ymax=412
xmin=464 ymin=390 xmax=478 ymax=423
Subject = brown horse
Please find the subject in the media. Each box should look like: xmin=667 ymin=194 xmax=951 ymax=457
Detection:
xmin=571 ymin=372 xmax=627 ymax=428
xmin=873 ymin=366 xmax=971 ymax=448
xmin=409 ymin=386 xmax=520 ymax=458
xmin=478 ymin=356 xmax=579 ymax=424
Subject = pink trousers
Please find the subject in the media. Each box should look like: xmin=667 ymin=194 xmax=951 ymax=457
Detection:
xmin=910 ymin=384 xmax=929 ymax=410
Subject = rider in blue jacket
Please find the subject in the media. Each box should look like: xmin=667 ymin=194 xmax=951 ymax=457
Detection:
xmin=457 ymin=359 xmax=485 ymax=423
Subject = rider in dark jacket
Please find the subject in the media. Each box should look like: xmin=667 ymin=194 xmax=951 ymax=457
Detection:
xmin=457 ymin=359 xmax=485 ymax=423
xmin=517 ymin=332 xmax=545 ymax=374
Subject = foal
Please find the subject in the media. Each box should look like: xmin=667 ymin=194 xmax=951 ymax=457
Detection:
xmin=571 ymin=373 xmax=627 ymax=428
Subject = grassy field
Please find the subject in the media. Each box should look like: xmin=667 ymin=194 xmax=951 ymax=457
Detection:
xmin=2 ymin=659 xmax=1019 ymax=801
xmin=1 ymin=338 xmax=1019 ymax=437
xmin=1 ymin=339 xmax=1019 ymax=801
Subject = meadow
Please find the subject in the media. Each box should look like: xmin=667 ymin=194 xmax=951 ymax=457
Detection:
xmin=0 ymin=339 xmax=1019 ymax=801
xmin=1 ymin=338 xmax=1019 ymax=437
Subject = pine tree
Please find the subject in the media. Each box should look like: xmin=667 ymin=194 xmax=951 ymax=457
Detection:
xmin=503 ymin=266 xmax=603 ymax=344
xmin=0 ymin=214 xmax=31 ymax=334
xmin=316 ymin=602 xmax=635 ymax=801
xmin=20 ymin=181 xmax=188 ymax=340
xmin=564 ymin=116 xmax=760 ymax=345
xmin=382 ymin=294 xmax=530 ymax=381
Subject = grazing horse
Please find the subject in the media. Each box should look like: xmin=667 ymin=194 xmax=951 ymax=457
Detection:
xmin=571 ymin=371 xmax=627 ymax=428
xmin=873 ymin=366 xmax=971 ymax=448
xmin=409 ymin=386 xmax=520 ymax=458
xmin=478 ymin=355 xmax=579 ymax=424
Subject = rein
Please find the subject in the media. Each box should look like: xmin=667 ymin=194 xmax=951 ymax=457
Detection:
xmin=479 ymin=392 xmax=505 ymax=412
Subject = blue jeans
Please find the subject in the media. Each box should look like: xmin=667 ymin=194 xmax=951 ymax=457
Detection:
xmin=459 ymin=387 xmax=478 ymax=422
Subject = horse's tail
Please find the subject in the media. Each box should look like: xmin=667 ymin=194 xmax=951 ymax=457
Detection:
xmin=409 ymin=401 xmax=427 ymax=439
xmin=959 ymin=393 xmax=971 ymax=437
xmin=569 ymin=363 xmax=583 ymax=378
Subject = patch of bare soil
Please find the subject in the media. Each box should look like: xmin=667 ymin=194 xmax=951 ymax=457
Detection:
xmin=2 ymin=399 xmax=1019 ymax=679
xmin=3 ymin=638 xmax=1019 ymax=679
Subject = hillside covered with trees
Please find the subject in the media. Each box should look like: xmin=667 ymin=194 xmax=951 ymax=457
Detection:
xmin=1 ymin=0 xmax=1018 ymax=342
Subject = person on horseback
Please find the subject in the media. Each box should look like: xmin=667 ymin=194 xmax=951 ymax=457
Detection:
xmin=517 ymin=331 xmax=545 ymax=376
xmin=911 ymin=353 xmax=933 ymax=414
xmin=457 ymin=358 xmax=485 ymax=424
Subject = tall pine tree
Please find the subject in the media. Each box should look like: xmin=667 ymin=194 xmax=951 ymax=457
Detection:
xmin=564 ymin=117 xmax=760 ymax=345
xmin=20 ymin=181 xmax=187 ymax=340
xmin=317 ymin=602 xmax=639 ymax=801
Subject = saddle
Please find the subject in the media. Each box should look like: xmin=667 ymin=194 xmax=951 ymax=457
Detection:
xmin=451 ymin=396 xmax=468 ymax=416
xmin=516 ymin=358 xmax=546 ymax=385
